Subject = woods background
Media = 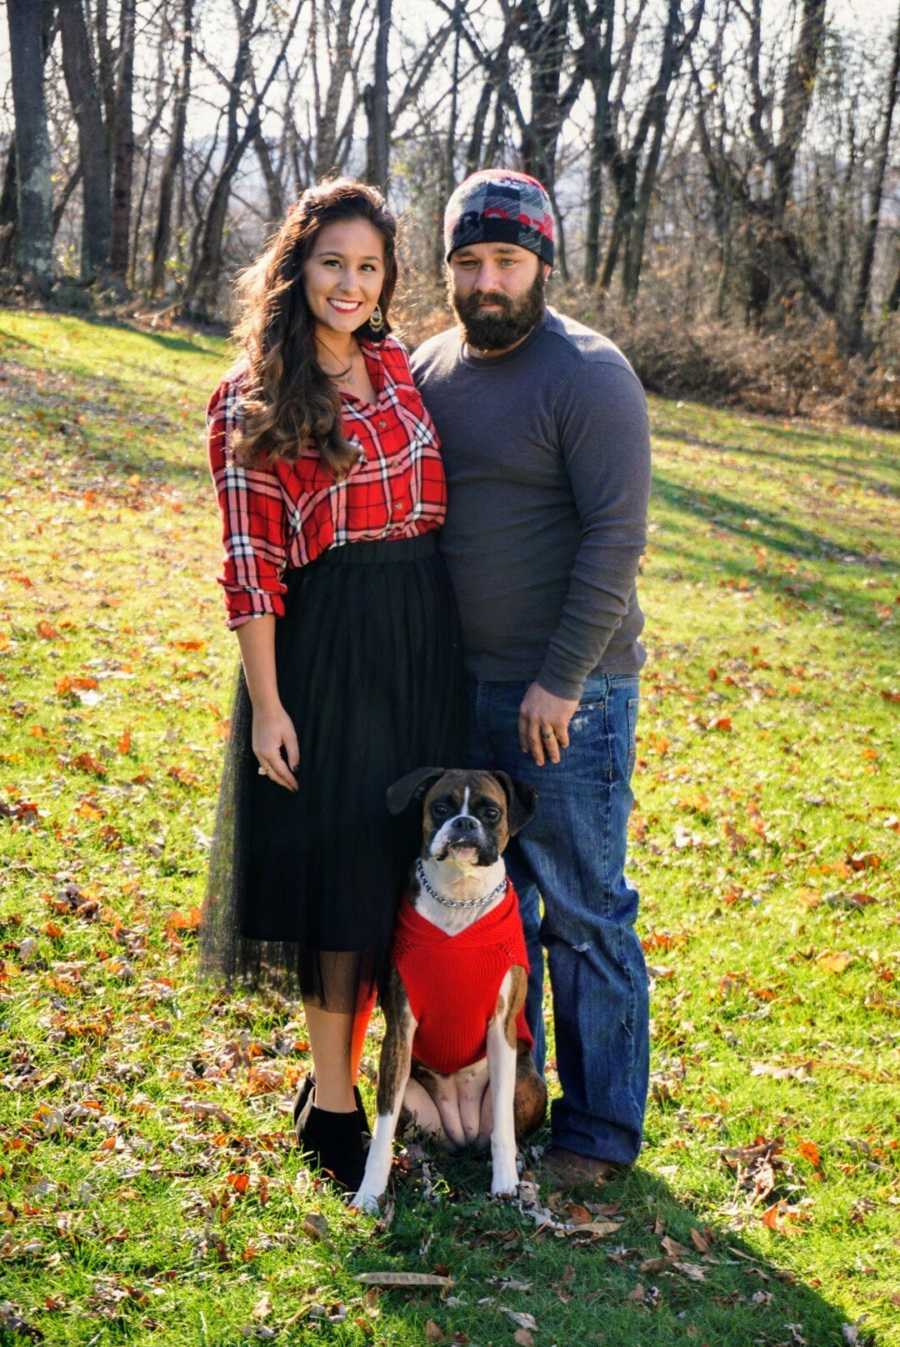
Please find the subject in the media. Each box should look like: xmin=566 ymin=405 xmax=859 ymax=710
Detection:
xmin=2 ymin=0 xmax=899 ymax=424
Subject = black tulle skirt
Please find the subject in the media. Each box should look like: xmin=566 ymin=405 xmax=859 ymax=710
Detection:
xmin=199 ymin=533 xmax=466 ymax=1010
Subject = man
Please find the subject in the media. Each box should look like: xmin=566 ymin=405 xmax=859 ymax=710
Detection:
xmin=410 ymin=169 xmax=651 ymax=1181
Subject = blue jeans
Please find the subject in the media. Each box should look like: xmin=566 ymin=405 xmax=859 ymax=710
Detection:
xmin=467 ymin=674 xmax=649 ymax=1165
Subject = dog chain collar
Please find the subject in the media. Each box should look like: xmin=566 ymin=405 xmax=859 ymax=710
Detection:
xmin=415 ymin=858 xmax=507 ymax=910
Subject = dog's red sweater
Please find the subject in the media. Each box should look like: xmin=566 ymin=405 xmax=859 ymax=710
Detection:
xmin=393 ymin=879 xmax=533 ymax=1076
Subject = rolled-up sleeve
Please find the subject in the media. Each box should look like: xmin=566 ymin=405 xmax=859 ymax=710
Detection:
xmin=207 ymin=378 xmax=289 ymax=629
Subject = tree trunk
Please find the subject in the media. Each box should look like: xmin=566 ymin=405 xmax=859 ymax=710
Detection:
xmin=599 ymin=159 xmax=634 ymax=293
xmin=886 ymin=256 xmax=900 ymax=313
xmin=254 ymin=129 xmax=284 ymax=224
xmin=59 ymin=0 xmax=111 ymax=279
xmin=6 ymin=0 xmax=54 ymax=291
xmin=0 ymin=136 xmax=18 ymax=271
xmin=622 ymin=0 xmax=702 ymax=304
xmin=580 ymin=0 xmax=615 ymax=285
xmin=366 ymin=0 xmax=392 ymax=191
xmin=438 ymin=0 xmax=463 ymax=275
xmin=848 ymin=7 xmax=900 ymax=352
xmin=52 ymin=163 xmax=83 ymax=237
xmin=465 ymin=82 xmax=494 ymax=177
xmin=109 ymin=0 xmax=136 ymax=281
xmin=315 ymin=0 xmax=355 ymax=177
xmin=151 ymin=0 xmax=194 ymax=296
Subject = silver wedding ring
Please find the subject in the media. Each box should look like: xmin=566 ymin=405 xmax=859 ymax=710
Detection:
xmin=541 ymin=728 xmax=556 ymax=739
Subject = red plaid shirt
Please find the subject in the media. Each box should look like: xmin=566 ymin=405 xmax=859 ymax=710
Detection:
xmin=208 ymin=335 xmax=447 ymax=628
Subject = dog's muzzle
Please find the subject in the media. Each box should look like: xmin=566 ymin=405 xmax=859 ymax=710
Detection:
xmin=430 ymin=814 xmax=498 ymax=865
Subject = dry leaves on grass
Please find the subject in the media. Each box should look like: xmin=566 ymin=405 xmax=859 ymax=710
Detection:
xmin=354 ymin=1271 xmax=454 ymax=1288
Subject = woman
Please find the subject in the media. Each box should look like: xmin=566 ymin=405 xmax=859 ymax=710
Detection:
xmin=200 ymin=179 xmax=464 ymax=1191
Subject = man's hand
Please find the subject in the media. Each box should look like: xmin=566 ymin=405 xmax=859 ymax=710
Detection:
xmin=518 ymin=682 xmax=580 ymax=767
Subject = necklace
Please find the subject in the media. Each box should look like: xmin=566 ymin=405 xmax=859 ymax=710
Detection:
xmin=415 ymin=858 xmax=507 ymax=910
xmin=316 ymin=337 xmax=356 ymax=381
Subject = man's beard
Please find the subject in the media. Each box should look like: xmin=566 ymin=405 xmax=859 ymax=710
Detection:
xmin=451 ymin=268 xmax=545 ymax=351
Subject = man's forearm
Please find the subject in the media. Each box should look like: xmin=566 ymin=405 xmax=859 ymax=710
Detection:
xmin=537 ymin=542 xmax=644 ymax=699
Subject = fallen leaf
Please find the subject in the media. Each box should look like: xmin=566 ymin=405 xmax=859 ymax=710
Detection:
xmin=660 ymin=1235 xmax=690 ymax=1258
xmin=302 ymin=1212 xmax=330 ymax=1242
xmin=354 ymin=1271 xmax=453 ymax=1288
xmin=762 ymin=1203 xmax=780 ymax=1231
xmin=798 ymin=1140 xmax=822 ymax=1169
xmin=567 ymin=1219 xmax=621 ymax=1237
xmin=502 ymin=1310 xmax=538 ymax=1331
xmin=672 ymin=1260 xmax=706 ymax=1281
xmin=817 ymin=951 xmax=852 ymax=974
xmin=73 ymin=752 xmax=107 ymax=776
xmin=751 ymin=1061 xmax=812 ymax=1080
xmin=627 ymin=1282 xmax=646 ymax=1302
xmin=514 ymin=1331 xmax=535 ymax=1347
xmin=424 ymin=1320 xmax=446 ymax=1344
xmin=165 ymin=908 xmax=201 ymax=936
xmin=846 ymin=851 xmax=882 ymax=871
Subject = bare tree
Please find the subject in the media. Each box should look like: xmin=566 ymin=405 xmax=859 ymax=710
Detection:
xmin=312 ymin=0 xmax=356 ymax=177
xmin=151 ymin=0 xmax=195 ymax=295
xmin=0 ymin=139 xmax=17 ymax=270
xmin=600 ymin=0 xmax=704 ymax=304
xmin=109 ymin=0 xmax=137 ymax=281
xmin=849 ymin=6 xmax=900 ymax=351
xmin=5 ymin=0 xmax=55 ymax=290
xmin=694 ymin=0 xmax=827 ymax=324
xmin=365 ymin=0 xmax=393 ymax=190
xmin=59 ymin=0 xmax=112 ymax=278
xmin=572 ymin=0 xmax=615 ymax=285
xmin=182 ymin=0 xmax=305 ymax=319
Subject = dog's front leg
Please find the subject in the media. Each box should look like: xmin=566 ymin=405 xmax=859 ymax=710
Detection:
xmin=486 ymin=967 xmax=521 ymax=1198
xmin=350 ymin=971 xmax=416 ymax=1214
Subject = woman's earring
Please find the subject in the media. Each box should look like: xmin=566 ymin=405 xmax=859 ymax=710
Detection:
xmin=369 ymin=303 xmax=385 ymax=333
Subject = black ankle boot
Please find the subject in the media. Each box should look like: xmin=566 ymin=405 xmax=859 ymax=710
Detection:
xmin=297 ymin=1104 xmax=366 ymax=1191
xmin=292 ymin=1075 xmax=370 ymax=1138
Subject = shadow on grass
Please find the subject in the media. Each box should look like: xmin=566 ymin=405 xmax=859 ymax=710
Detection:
xmin=651 ymin=471 xmax=890 ymax=568
xmin=653 ymin=425 xmax=899 ymax=500
xmin=647 ymin=533 xmax=887 ymax=635
xmin=0 ymin=357 xmax=211 ymax=487
xmin=346 ymin=1155 xmax=857 ymax=1346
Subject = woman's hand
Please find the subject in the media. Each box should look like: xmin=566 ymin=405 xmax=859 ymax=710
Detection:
xmin=252 ymin=703 xmax=300 ymax=791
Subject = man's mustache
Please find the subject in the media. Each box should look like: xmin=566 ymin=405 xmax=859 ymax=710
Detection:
xmin=459 ymin=291 xmax=513 ymax=313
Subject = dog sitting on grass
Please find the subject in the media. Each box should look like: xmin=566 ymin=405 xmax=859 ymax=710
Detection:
xmin=351 ymin=767 xmax=547 ymax=1212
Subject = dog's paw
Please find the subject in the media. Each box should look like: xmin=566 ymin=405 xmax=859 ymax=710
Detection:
xmin=490 ymin=1173 xmax=519 ymax=1200
xmin=348 ymin=1188 xmax=381 ymax=1214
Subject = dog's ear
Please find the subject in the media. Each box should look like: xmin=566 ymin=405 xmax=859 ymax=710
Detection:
xmin=491 ymin=771 xmax=538 ymax=835
xmin=386 ymin=767 xmax=446 ymax=815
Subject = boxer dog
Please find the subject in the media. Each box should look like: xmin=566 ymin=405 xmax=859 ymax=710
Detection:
xmin=351 ymin=768 xmax=547 ymax=1213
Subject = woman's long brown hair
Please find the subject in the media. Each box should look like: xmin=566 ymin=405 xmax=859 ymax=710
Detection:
xmin=231 ymin=179 xmax=398 ymax=478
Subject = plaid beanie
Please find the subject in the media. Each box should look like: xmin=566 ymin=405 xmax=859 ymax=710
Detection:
xmin=444 ymin=170 xmax=554 ymax=265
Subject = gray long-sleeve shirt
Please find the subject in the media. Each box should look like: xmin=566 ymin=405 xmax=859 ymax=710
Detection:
xmin=411 ymin=308 xmax=650 ymax=700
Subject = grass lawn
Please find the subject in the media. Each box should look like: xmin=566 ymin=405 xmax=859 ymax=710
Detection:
xmin=0 ymin=309 xmax=897 ymax=1347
